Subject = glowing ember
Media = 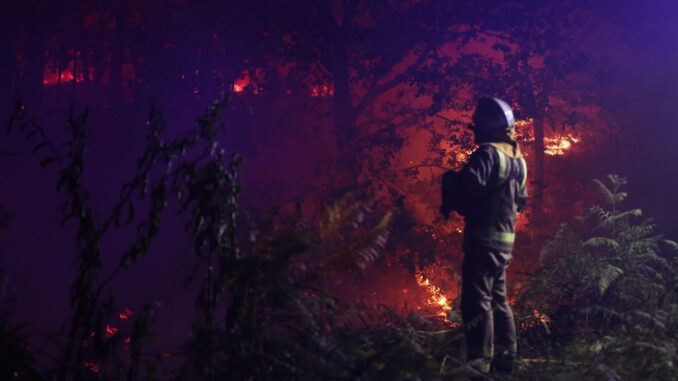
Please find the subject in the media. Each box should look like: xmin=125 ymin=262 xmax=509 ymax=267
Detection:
xmin=533 ymin=309 xmax=549 ymax=324
xmin=311 ymin=85 xmax=333 ymax=97
xmin=520 ymin=309 xmax=550 ymax=330
xmin=119 ymin=307 xmax=133 ymax=320
xmin=42 ymin=54 xmax=93 ymax=86
xmin=124 ymin=336 xmax=131 ymax=350
xmin=84 ymin=361 xmax=100 ymax=373
xmin=233 ymin=71 xmax=251 ymax=93
xmin=514 ymin=119 xmax=532 ymax=128
xmin=105 ymin=325 xmax=118 ymax=338
xmin=416 ymin=273 xmax=453 ymax=322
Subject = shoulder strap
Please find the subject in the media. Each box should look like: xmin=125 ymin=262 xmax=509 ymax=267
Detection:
xmin=482 ymin=143 xmax=527 ymax=189
xmin=495 ymin=148 xmax=509 ymax=187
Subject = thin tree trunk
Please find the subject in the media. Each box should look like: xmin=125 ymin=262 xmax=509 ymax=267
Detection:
xmin=57 ymin=60 xmax=62 ymax=106
xmin=332 ymin=35 xmax=355 ymax=155
xmin=110 ymin=5 xmax=126 ymax=104
xmin=1 ymin=1 xmax=17 ymax=116
xmin=531 ymin=68 xmax=554 ymax=220
xmin=21 ymin=21 xmax=47 ymax=111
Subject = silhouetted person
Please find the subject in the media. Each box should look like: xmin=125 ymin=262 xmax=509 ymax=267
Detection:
xmin=442 ymin=97 xmax=527 ymax=377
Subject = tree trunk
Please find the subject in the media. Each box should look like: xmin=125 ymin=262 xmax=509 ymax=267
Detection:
xmin=531 ymin=68 xmax=554 ymax=219
xmin=20 ymin=9 xmax=48 ymax=112
xmin=1 ymin=0 xmax=17 ymax=116
xmin=332 ymin=35 xmax=355 ymax=154
xmin=109 ymin=5 xmax=126 ymax=104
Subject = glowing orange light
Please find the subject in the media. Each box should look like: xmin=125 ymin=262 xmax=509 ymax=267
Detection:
xmin=124 ymin=336 xmax=131 ymax=350
xmin=42 ymin=53 xmax=92 ymax=86
xmin=85 ymin=361 xmax=100 ymax=373
xmin=520 ymin=309 xmax=550 ymax=330
xmin=533 ymin=309 xmax=549 ymax=324
xmin=119 ymin=307 xmax=133 ymax=320
xmin=544 ymin=134 xmax=579 ymax=156
xmin=310 ymin=85 xmax=333 ymax=97
xmin=233 ymin=74 xmax=250 ymax=93
xmin=105 ymin=325 xmax=118 ymax=338
xmin=416 ymin=273 xmax=453 ymax=322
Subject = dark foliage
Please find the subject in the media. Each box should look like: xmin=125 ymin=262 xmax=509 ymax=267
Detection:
xmin=6 ymin=90 xmax=678 ymax=380
xmin=515 ymin=175 xmax=678 ymax=380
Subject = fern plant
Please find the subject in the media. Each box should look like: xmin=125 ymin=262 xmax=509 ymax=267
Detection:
xmin=516 ymin=174 xmax=678 ymax=380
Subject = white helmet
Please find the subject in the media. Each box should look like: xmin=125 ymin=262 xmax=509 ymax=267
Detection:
xmin=471 ymin=97 xmax=515 ymax=135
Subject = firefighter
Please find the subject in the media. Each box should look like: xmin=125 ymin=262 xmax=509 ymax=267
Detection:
xmin=443 ymin=97 xmax=528 ymax=376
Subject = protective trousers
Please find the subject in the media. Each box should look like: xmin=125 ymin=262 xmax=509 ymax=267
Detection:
xmin=461 ymin=246 xmax=517 ymax=374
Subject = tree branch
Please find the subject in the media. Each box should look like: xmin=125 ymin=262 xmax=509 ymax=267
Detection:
xmin=353 ymin=50 xmax=428 ymax=119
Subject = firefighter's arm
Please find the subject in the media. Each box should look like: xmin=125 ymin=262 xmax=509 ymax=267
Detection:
xmin=455 ymin=146 xmax=495 ymax=215
xmin=517 ymin=156 xmax=528 ymax=212
xmin=517 ymin=181 xmax=528 ymax=212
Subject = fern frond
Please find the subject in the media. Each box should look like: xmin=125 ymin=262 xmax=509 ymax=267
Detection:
xmin=539 ymin=223 xmax=586 ymax=265
xmin=584 ymin=237 xmax=620 ymax=251
xmin=661 ymin=239 xmax=678 ymax=254
xmin=633 ymin=311 xmax=667 ymax=330
xmin=617 ymin=224 xmax=657 ymax=243
xmin=598 ymin=264 xmax=624 ymax=295
xmin=587 ymin=205 xmax=612 ymax=229
xmin=608 ymin=208 xmax=642 ymax=223
xmin=326 ymin=212 xmax=392 ymax=271
xmin=607 ymin=174 xmax=628 ymax=192
xmin=631 ymin=264 xmax=663 ymax=282
xmin=318 ymin=194 xmax=362 ymax=240
xmin=593 ymin=178 xmax=615 ymax=205
xmin=583 ymin=304 xmax=626 ymax=325
xmin=624 ymin=242 xmax=659 ymax=263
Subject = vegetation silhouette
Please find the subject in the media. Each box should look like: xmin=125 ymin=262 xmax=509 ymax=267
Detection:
xmin=4 ymin=94 xmax=678 ymax=380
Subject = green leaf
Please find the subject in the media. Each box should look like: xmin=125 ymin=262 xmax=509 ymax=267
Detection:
xmin=584 ymin=237 xmax=620 ymax=250
xmin=598 ymin=264 xmax=624 ymax=295
xmin=661 ymin=239 xmax=678 ymax=254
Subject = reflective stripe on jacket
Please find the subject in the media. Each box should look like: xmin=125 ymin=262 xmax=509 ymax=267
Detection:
xmin=456 ymin=142 xmax=528 ymax=252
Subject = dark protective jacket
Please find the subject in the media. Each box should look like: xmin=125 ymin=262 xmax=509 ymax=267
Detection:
xmin=452 ymin=141 xmax=528 ymax=252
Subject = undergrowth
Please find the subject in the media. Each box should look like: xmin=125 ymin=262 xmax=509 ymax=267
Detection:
xmin=3 ymin=94 xmax=678 ymax=380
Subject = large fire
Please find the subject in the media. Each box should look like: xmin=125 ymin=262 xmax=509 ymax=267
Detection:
xmin=544 ymin=135 xmax=580 ymax=156
xmin=514 ymin=119 xmax=580 ymax=156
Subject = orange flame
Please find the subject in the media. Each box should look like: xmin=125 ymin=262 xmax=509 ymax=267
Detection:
xmin=520 ymin=309 xmax=550 ymax=330
xmin=416 ymin=273 xmax=453 ymax=322
xmin=533 ymin=309 xmax=549 ymax=324
xmin=119 ymin=307 xmax=133 ymax=320
xmin=105 ymin=325 xmax=118 ymax=338
xmin=544 ymin=135 xmax=579 ymax=156
xmin=84 ymin=361 xmax=100 ymax=373
xmin=514 ymin=119 xmax=581 ymax=156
